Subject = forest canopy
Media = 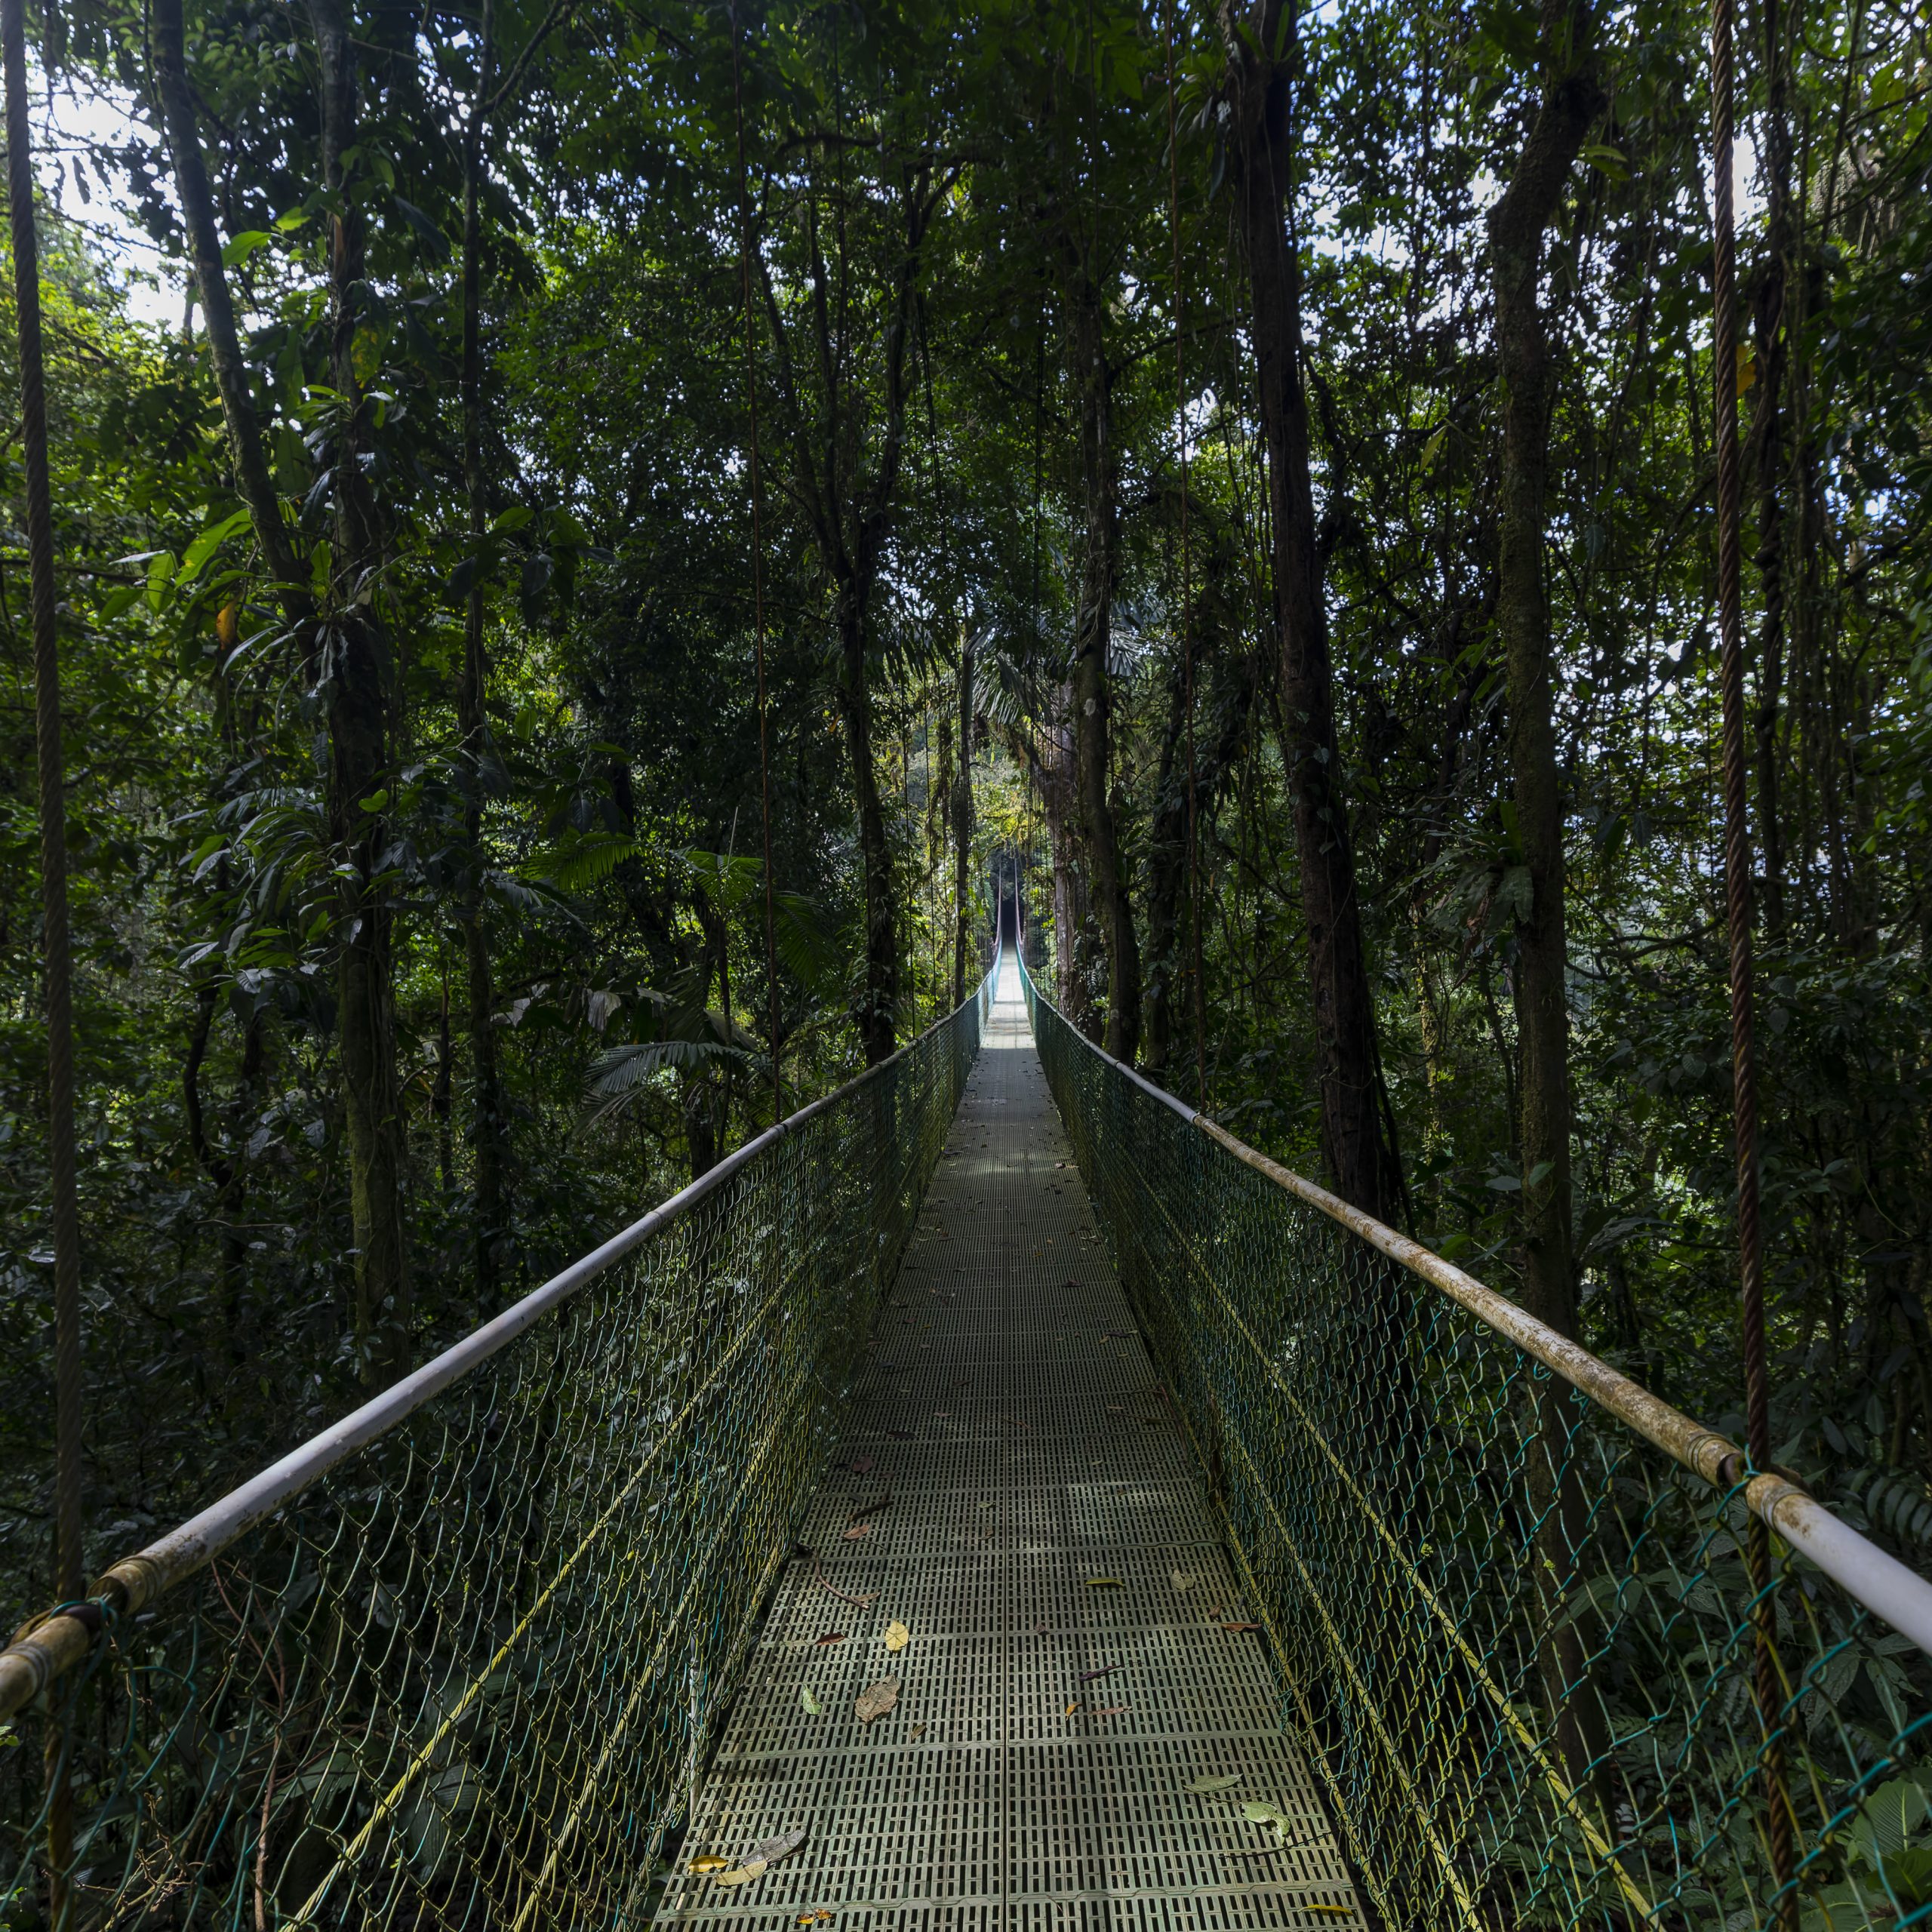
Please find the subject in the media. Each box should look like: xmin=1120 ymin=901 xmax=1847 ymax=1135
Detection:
xmin=2 ymin=0 xmax=1930 ymax=1611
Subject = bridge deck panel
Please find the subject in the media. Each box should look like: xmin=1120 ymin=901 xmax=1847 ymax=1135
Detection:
xmin=657 ymin=963 xmax=1367 ymax=1930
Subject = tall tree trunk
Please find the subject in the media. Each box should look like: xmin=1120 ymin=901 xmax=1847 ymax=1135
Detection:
xmin=309 ymin=0 xmax=411 ymax=1377
xmin=1144 ymin=635 xmax=1257 ymax=1074
xmin=1487 ymin=0 xmax=1599 ymax=1344
xmin=837 ymin=592 xmax=899 ymax=1063
xmin=761 ymin=172 xmax=941 ymax=1066
xmin=952 ymin=632 xmax=974 ymax=1007
xmin=1066 ymin=272 xmax=1142 ymax=1063
xmin=460 ymin=5 xmax=506 ymax=1296
xmin=1221 ymin=0 xmax=1398 ymax=1220
xmin=1010 ymin=713 xmax=1090 ymax=1032
xmin=156 ymin=0 xmax=408 ymax=1377
xmin=1752 ymin=0 xmax=1793 ymax=945
xmin=1487 ymin=0 xmax=1604 ymax=1795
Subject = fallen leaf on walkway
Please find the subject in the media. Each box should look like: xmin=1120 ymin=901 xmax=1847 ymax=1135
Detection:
xmin=815 ymin=1632 xmax=845 ymax=1644
xmin=1242 ymin=1801 xmax=1291 ymax=1830
xmin=1085 ymin=1577 xmax=1123 ymax=1589
xmin=884 ymin=1620 xmax=910 ymax=1652
xmin=1063 ymin=1701 xmax=1078 ymax=1716
xmin=801 ymin=1685 xmax=823 ymax=1714
xmin=841 ymin=1521 xmax=874 ymax=1542
xmin=1032 ymin=1622 xmax=1051 ymax=1634
xmin=854 ymin=1679 xmax=900 ymax=1724
xmin=1078 ymin=1666 xmax=1114 ymax=1682
xmin=1188 ymin=1774 xmax=1241 ymax=1794
xmin=713 ymin=1860 xmax=768 ymax=1887
xmin=1171 ymin=1571 xmax=1195 ymax=1592
xmin=910 ymin=1721 xmax=928 ymax=1738
xmin=688 ymin=1854 xmax=728 ymax=1873
xmin=848 ymin=1492 xmax=892 ymax=1525
xmin=851 ymin=1456 xmax=875 ymax=1475
xmin=1091 ymin=1705 xmax=1128 ymax=1716
xmin=746 ymin=1826 xmax=808 ymax=1866
xmin=1223 ymin=1622 xmax=1263 ymax=1633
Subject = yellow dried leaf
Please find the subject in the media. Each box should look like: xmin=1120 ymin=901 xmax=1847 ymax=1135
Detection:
xmin=713 ymin=1859 xmax=769 ymax=1887
xmin=884 ymin=1620 xmax=910 ymax=1653
xmin=1085 ymin=1577 xmax=1123 ymax=1588
xmin=688 ymin=1854 xmax=728 ymax=1873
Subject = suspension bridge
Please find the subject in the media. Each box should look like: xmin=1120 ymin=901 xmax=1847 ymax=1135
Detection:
xmin=5 ymin=950 xmax=1931 ymax=1930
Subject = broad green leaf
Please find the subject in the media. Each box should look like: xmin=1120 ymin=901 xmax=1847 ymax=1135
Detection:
xmin=220 ymin=229 xmax=272 ymax=269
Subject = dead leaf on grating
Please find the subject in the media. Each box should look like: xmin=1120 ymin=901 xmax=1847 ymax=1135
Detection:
xmin=854 ymin=1679 xmax=900 ymax=1724
xmin=1172 ymin=1571 xmax=1195 ymax=1592
xmin=801 ymin=1684 xmax=823 ymax=1714
xmin=1223 ymin=1622 xmax=1263 ymax=1633
xmin=1189 ymin=1773 xmax=1241 ymax=1794
xmin=851 ymin=1455 xmax=875 ymax=1475
xmin=688 ymin=1854 xmax=728 ymax=1873
xmin=1091 ymin=1705 xmax=1128 ymax=1717
xmin=884 ymin=1620 xmax=910 ymax=1653
xmin=746 ymin=1826 xmax=808 ymax=1866
xmin=841 ymin=1521 xmax=874 ymax=1542
xmin=1085 ymin=1577 xmax=1123 ymax=1589
xmin=1063 ymin=1700 xmax=1078 ymax=1716
xmin=713 ymin=1860 xmax=768 ymax=1887
xmin=815 ymin=1632 xmax=845 ymax=1645
xmin=1078 ymin=1666 xmax=1114 ymax=1682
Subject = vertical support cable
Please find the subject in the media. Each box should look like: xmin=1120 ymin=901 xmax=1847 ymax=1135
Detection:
xmin=2 ymin=8 xmax=84 ymax=1921
xmin=729 ymin=1 xmax=781 ymax=1120
xmin=1707 ymin=2 xmax=1796 ymax=1921
xmin=1164 ymin=0 xmax=1204 ymax=1112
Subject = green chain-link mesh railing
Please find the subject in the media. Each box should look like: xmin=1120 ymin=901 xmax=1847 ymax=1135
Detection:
xmin=0 ymin=958 xmax=996 ymax=1930
xmin=1020 ymin=952 xmax=1932 ymax=1932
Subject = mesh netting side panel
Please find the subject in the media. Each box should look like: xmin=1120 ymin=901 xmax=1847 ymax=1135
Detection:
xmin=3 ymin=989 xmax=984 ymax=1930
xmin=1023 ymin=962 xmax=1932 ymax=1932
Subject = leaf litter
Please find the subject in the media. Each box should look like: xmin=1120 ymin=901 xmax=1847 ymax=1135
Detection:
xmin=854 ymin=1679 xmax=900 ymax=1724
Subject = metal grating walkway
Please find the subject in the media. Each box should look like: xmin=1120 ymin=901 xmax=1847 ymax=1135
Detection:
xmin=657 ymin=960 xmax=1369 ymax=1931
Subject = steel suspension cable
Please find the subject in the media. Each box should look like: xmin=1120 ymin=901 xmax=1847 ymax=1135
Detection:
xmin=1164 ymin=0 xmax=1205 ymax=1111
xmin=728 ymin=0 xmax=782 ymax=1121
xmin=3 ymin=11 xmax=84 ymax=1922
xmin=1707 ymin=0 xmax=1796 ymax=1921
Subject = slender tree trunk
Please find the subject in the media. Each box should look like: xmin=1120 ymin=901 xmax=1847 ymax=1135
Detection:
xmin=460 ymin=6 xmax=506 ymax=1296
xmin=5 ymin=8 xmax=84 ymax=1908
xmin=152 ymin=0 xmax=304 ymax=595
xmin=159 ymin=0 xmax=408 ymax=1377
xmin=952 ymin=632 xmax=974 ymax=1008
xmin=837 ymin=592 xmax=900 ymax=1063
xmin=1066 ymin=274 xmax=1142 ymax=1063
xmin=1752 ymin=0 xmax=1793 ymax=945
xmin=1221 ymin=0 xmax=1398 ymax=1220
xmin=1487 ymin=0 xmax=1604 ymax=1795
xmin=1487 ymin=0 xmax=1599 ymax=1344
xmin=762 ymin=174 xmax=937 ymax=1067
xmin=309 ymin=0 xmax=410 ymax=1376
xmin=1143 ymin=666 xmax=1186 ymax=1078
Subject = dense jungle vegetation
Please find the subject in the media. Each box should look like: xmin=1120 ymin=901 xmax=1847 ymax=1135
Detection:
xmin=1 ymin=0 xmax=1929 ymax=1611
